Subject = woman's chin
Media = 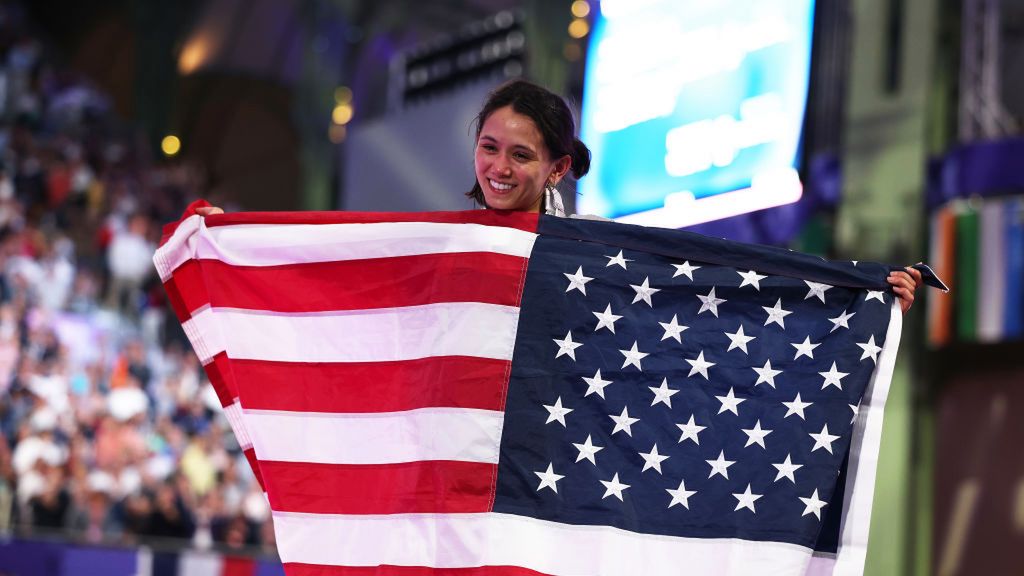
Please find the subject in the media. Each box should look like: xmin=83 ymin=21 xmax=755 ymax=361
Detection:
xmin=483 ymin=195 xmax=517 ymax=211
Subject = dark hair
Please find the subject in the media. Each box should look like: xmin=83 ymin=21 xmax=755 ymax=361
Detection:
xmin=466 ymin=79 xmax=591 ymax=207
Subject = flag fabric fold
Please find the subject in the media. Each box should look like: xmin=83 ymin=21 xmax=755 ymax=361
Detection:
xmin=156 ymin=208 xmax=917 ymax=576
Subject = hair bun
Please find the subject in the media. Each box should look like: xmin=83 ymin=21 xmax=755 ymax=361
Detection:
xmin=571 ymin=138 xmax=592 ymax=179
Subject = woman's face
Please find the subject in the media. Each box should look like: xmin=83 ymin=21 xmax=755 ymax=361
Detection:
xmin=474 ymin=105 xmax=569 ymax=213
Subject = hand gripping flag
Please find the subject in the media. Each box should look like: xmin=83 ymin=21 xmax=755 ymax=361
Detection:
xmin=155 ymin=204 xmax=943 ymax=576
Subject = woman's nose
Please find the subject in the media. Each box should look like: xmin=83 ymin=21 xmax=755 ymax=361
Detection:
xmin=493 ymin=155 xmax=512 ymax=175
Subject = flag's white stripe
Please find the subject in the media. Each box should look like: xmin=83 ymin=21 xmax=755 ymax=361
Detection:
xmin=805 ymin=301 xmax=902 ymax=576
xmin=154 ymin=216 xmax=538 ymax=281
xmin=245 ymin=407 xmax=503 ymax=465
xmin=223 ymin=400 xmax=253 ymax=450
xmin=804 ymin=552 xmax=837 ymax=576
xmin=182 ymin=302 xmax=520 ymax=364
xmin=154 ymin=215 xmax=202 ymax=282
xmin=272 ymin=511 xmax=811 ymax=576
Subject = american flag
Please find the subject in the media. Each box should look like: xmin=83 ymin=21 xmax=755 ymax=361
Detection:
xmin=155 ymin=205 xmax=905 ymax=576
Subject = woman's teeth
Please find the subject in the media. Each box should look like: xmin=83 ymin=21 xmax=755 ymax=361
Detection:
xmin=490 ymin=180 xmax=513 ymax=191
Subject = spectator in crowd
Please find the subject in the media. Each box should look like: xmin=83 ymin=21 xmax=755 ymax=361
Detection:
xmin=0 ymin=2 xmax=274 ymax=557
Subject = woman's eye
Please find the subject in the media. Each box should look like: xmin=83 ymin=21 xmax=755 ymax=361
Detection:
xmin=514 ymin=152 xmax=529 ymax=160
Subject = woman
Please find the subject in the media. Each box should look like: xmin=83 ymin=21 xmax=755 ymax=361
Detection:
xmin=196 ymin=79 xmax=922 ymax=310
xmin=465 ymin=79 xmax=589 ymax=217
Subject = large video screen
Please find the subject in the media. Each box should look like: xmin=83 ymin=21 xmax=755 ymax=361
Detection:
xmin=578 ymin=0 xmax=816 ymax=227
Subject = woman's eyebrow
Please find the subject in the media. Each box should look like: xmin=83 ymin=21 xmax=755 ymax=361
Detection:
xmin=477 ymin=135 xmax=537 ymax=155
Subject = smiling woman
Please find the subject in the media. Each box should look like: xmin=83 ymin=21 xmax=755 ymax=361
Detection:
xmin=467 ymin=80 xmax=592 ymax=214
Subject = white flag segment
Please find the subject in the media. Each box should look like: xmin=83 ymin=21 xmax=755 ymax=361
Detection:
xmin=180 ymin=302 xmax=520 ymax=365
xmin=803 ymin=301 xmax=902 ymax=576
xmin=273 ymin=511 xmax=812 ymax=576
xmin=154 ymin=216 xmax=538 ymax=282
xmin=222 ymin=400 xmax=252 ymax=450
xmin=244 ymin=407 xmax=504 ymax=465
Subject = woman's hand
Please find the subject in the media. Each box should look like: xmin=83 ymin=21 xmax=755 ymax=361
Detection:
xmin=888 ymin=266 xmax=923 ymax=314
xmin=195 ymin=206 xmax=224 ymax=217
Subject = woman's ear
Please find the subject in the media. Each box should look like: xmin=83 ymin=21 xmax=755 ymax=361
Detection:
xmin=549 ymin=155 xmax=572 ymax=187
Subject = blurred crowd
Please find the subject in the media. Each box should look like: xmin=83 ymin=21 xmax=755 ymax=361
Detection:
xmin=0 ymin=4 xmax=274 ymax=554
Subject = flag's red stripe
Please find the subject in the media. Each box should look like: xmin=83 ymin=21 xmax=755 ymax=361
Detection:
xmin=199 ymin=209 xmax=540 ymax=233
xmin=205 ymin=352 xmax=236 ymax=407
xmin=260 ymin=460 xmax=495 ymax=515
xmin=168 ymin=252 xmax=527 ymax=316
xmin=163 ymin=275 xmax=193 ymax=323
xmin=233 ymin=356 xmax=509 ymax=413
xmin=244 ymin=447 xmax=265 ymax=491
xmin=283 ymin=564 xmax=552 ymax=576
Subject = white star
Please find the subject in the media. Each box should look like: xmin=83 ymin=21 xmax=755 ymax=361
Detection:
xmin=582 ymin=369 xmax=613 ymax=398
xmin=782 ymin=393 xmax=812 ymax=420
xmin=666 ymin=479 xmax=697 ymax=509
xmin=619 ymin=341 xmax=649 ymax=371
xmin=850 ymin=402 xmax=861 ymax=424
xmin=819 ymin=362 xmax=849 ymax=390
xmin=639 ymin=444 xmax=669 ymax=474
xmin=800 ymin=489 xmax=829 ymax=520
xmin=697 ymin=287 xmax=727 ymax=317
xmin=733 ymin=484 xmax=763 ymax=513
xmin=741 ymin=420 xmax=773 ymax=449
xmin=630 ymin=277 xmax=660 ymax=307
xmin=852 ymin=260 xmax=859 ymax=266
xmin=672 ymin=261 xmax=700 ymax=280
xmin=649 ymin=378 xmax=679 ymax=408
xmin=605 ymin=250 xmax=632 ymax=269
xmin=543 ymin=397 xmax=573 ymax=427
xmin=809 ymin=424 xmax=841 ymax=454
xmin=572 ymin=435 xmax=604 ymax=465
xmin=564 ymin=266 xmax=593 ymax=295
xmin=534 ymin=463 xmax=564 ymax=493
xmin=610 ymin=406 xmax=640 ymax=436
xmin=857 ymin=335 xmax=882 ymax=362
xmin=552 ymin=331 xmax=583 ymax=360
xmin=676 ymin=415 xmax=706 ymax=445
xmin=828 ymin=310 xmax=856 ymax=333
xmin=592 ymin=304 xmax=622 ymax=333
xmin=865 ymin=290 xmax=886 ymax=303
xmin=804 ymin=280 xmax=832 ymax=303
xmin=762 ymin=298 xmax=793 ymax=329
xmin=685 ymin=350 xmax=715 ymax=380
xmin=706 ymin=450 xmax=736 ymax=479
xmin=791 ymin=336 xmax=820 ymax=360
xmin=752 ymin=359 xmax=782 ymax=388
xmin=716 ymin=387 xmax=745 ymax=415
xmin=659 ymin=314 xmax=689 ymax=343
xmin=737 ymin=270 xmax=767 ymax=290
xmin=772 ymin=454 xmax=803 ymax=483
xmin=724 ymin=324 xmax=756 ymax=354
xmin=600 ymin=473 xmax=630 ymax=501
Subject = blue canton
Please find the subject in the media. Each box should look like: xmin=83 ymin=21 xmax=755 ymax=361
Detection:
xmin=493 ymin=217 xmax=893 ymax=549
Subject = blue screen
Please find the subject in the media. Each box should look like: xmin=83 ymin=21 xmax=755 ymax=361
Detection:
xmin=578 ymin=0 xmax=815 ymax=226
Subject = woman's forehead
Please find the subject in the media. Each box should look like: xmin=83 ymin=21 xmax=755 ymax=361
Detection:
xmin=480 ymin=106 xmax=543 ymax=149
